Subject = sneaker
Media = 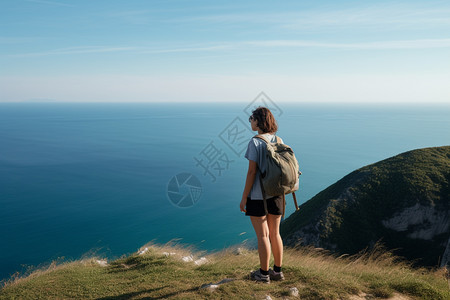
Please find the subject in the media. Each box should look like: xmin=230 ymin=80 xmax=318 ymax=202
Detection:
xmin=269 ymin=268 xmax=285 ymax=281
xmin=250 ymin=269 xmax=270 ymax=283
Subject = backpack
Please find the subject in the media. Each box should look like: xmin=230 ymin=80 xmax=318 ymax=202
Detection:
xmin=254 ymin=135 xmax=301 ymax=217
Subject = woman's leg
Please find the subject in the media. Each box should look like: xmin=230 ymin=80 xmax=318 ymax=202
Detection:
xmin=250 ymin=216 xmax=270 ymax=271
xmin=267 ymin=214 xmax=283 ymax=267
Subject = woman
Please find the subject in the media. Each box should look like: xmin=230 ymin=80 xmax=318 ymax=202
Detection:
xmin=240 ymin=106 xmax=285 ymax=283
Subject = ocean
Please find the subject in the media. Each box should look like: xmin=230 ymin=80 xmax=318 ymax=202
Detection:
xmin=0 ymin=101 xmax=449 ymax=281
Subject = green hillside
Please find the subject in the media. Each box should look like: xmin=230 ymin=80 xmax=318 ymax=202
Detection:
xmin=281 ymin=146 xmax=450 ymax=267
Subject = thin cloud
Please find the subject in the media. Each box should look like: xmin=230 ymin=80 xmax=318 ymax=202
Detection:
xmin=7 ymin=44 xmax=235 ymax=58
xmin=26 ymin=0 xmax=75 ymax=7
xmin=7 ymin=38 xmax=450 ymax=59
xmin=9 ymin=46 xmax=136 ymax=57
xmin=138 ymin=45 xmax=234 ymax=54
xmin=246 ymin=39 xmax=450 ymax=50
xmin=174 ymin=3 xmax=450 ymax=31
xmin=281 ymin=6 xmax=450 ymax=30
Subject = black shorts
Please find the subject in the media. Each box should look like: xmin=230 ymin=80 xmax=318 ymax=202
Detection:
xmin=245 ymin=195 xmax=284 ymax=217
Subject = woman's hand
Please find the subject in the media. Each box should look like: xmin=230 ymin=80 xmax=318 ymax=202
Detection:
xmin=240 ymin=197 xmax=247 ymax=213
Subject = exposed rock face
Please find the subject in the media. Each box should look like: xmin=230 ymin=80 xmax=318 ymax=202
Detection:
xmin=381 ymin=203 xmax=449 ymax=240
xmin=281 ymin=146 xmax=450 ymax=267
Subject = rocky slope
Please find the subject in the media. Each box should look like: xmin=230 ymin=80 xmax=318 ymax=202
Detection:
xmin=281 ymin=146 xmax=450 ymax=267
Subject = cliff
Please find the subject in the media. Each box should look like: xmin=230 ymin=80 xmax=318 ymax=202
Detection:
xmin=281 ymin=146 xmax=450 ymax=267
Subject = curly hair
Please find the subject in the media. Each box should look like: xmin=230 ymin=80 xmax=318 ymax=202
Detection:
xmin=251 ymin=107 xmax=278 ymax=133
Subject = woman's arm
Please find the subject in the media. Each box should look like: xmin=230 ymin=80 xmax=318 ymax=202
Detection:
xmin=240 ymin=160 xmax=258 ymax=212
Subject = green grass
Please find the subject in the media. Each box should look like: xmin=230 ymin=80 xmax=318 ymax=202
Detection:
xmin=1 ymin=243 xmax=449 ymax=300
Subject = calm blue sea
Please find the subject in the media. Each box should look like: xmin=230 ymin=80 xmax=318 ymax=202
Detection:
xmin=0 ymin=102 xmax=449 ymax=281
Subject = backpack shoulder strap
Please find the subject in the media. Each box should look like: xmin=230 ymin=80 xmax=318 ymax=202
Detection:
xmin=255 ymin=134 xmax=281 ymax=144
xmin=254 ymin=134 xmax=270 ymax=144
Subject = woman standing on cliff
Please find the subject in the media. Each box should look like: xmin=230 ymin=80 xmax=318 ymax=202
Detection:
xmin=240 ymin=107 xmax=285 ymax=283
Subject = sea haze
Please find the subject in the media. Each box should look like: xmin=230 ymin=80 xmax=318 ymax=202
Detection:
xmin=0 ymin=102 xmax=449 ymax=281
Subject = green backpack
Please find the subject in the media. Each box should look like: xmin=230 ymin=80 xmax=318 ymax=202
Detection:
xmin=255 ymin=135 xmax=301 ymax=217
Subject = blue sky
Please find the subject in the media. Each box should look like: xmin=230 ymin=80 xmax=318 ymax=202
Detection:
xmin=1 ymin=0 xmax=450 ymax=103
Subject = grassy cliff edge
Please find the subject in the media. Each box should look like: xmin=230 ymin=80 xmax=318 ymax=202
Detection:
xmin=1 ymin=243 xmax=449 ymax=300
